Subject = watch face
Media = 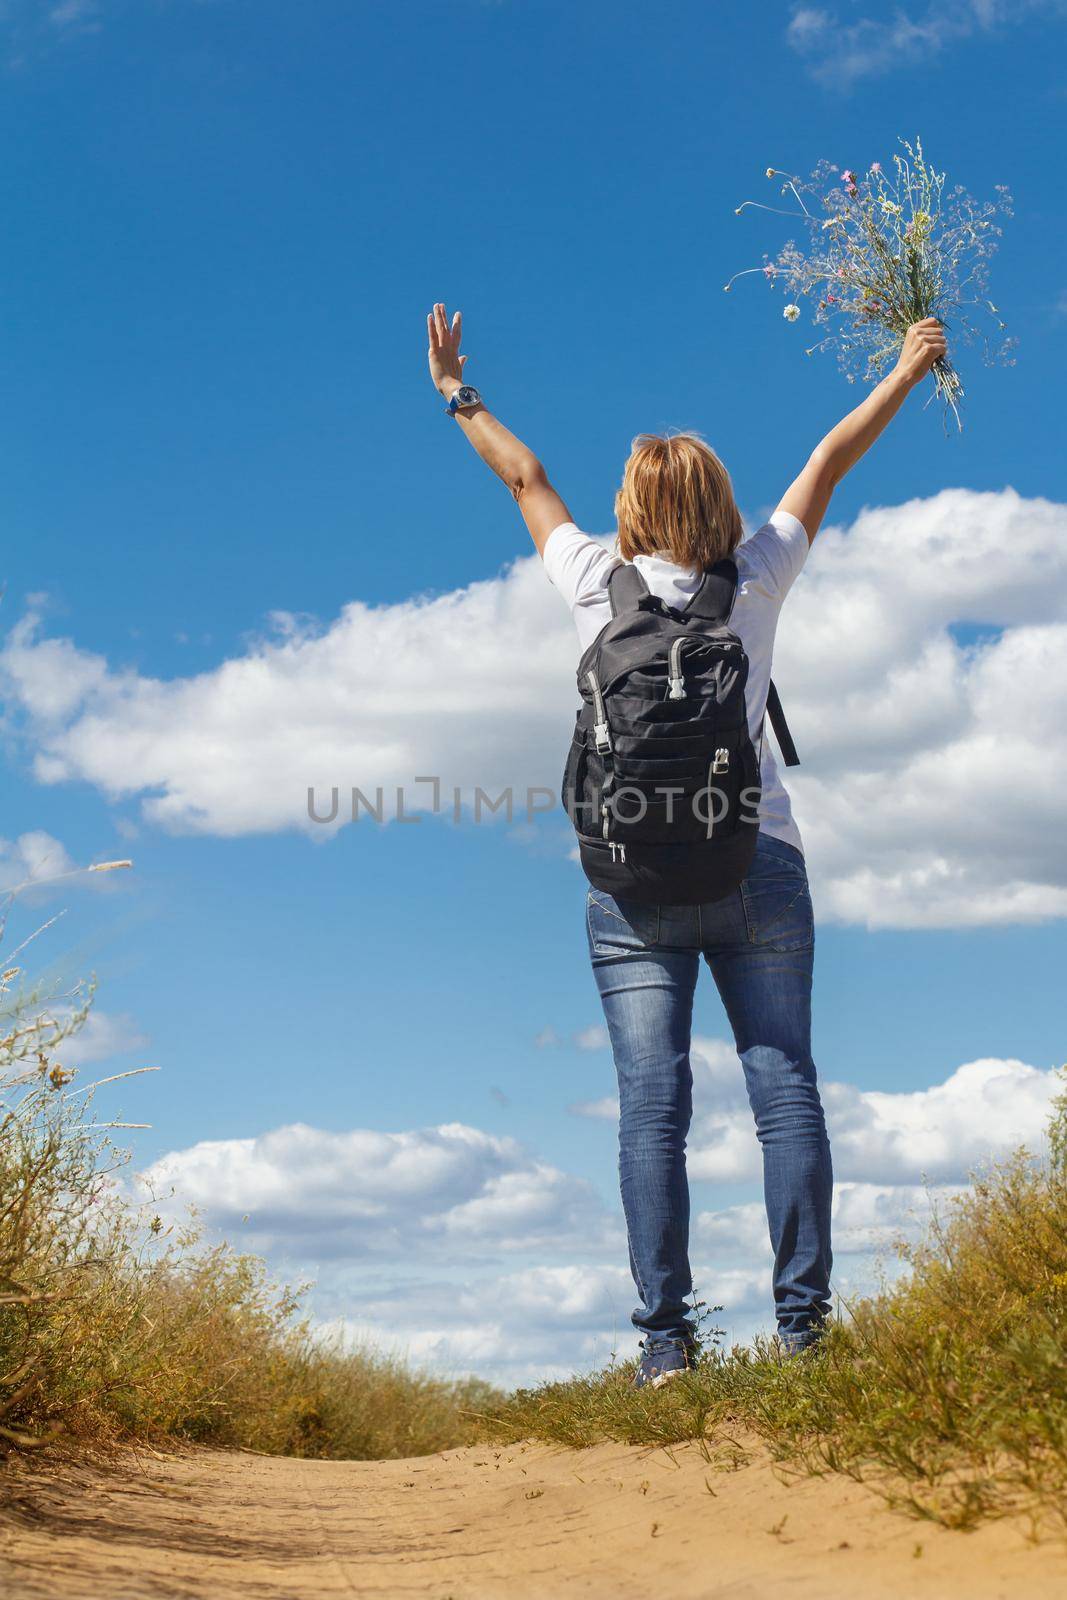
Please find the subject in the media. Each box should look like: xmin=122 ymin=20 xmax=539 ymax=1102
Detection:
xmin=456 ymin=386 xmax=480 ymax=407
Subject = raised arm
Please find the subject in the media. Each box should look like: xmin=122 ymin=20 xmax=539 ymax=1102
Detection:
xmin=426 ymin=302 xmax=572 ymax=555
xmin=778 ymin=317 xmax=948 ymax=545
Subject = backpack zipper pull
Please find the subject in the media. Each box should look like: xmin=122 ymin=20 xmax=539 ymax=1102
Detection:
xmin=586 ymin=670 xmax=613 ymax=752
xmin=668 ymin=638 xmax=687 ymax=700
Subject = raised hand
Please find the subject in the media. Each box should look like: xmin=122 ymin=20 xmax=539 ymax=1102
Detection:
xmin=895 ymin=317 xmax=948 ymax=387
xmin=426 ymin=302 xmax=468 ymax=396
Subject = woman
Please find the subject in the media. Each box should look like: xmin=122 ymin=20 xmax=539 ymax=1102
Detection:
xmin=426 ymin=303 xmax=947 ymax=1387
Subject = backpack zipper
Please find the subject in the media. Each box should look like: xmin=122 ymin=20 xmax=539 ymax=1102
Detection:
xmin=609 ymin=842 xmax=627 ymax=864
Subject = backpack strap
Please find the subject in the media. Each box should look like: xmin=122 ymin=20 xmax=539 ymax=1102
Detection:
xmin=607 ymin=561 xmax=651 ymax=618
xmin=609 ymin=554 xmax=800 ymax=766
xmin=683 ymin=558 xmax=738 ymax=625
xmin=765 ymin=680 xmax=800 ymax=768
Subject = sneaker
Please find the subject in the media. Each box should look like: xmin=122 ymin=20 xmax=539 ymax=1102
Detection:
xmin=777 ymin=1328 xmax=825 ymax=1360
xmin=633 ymin=1337 xmax=696 ymax=1390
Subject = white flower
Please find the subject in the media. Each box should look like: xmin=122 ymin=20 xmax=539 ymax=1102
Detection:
xmin=783 ymin=304 xmax=801 ymax=322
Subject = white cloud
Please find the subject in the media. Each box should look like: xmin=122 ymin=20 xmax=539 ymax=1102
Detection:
xmin=776 ymin=490 xmax=1067 ymax=927
xmin=313 ymin=1263 xmax=644 ymax=1384
xmin=295 ymin=1257 xmax=772 ymax=1385
xmin=571 ymin=1036 xmax=1062 ymax=1188
xmin=694 ymin=1181 xmax=966 ymax=1263
xmin=140 ymin=1120 xmax=620 ymax=1262
xmin=688 ymin=1053 xmax=1062 ymax=1185
xmin=571 ymin=1034 xmax=760 ymax=1125
xmin=536 ymin=1024 xmax=608 ymax=1053
xmin=0 ymin=553 xmax=575 ymax=837
xmin=6 ymin=488 xmax=1067 ymax=928
xmin=570 ymin=1095 xmax=620 ymax=1120
xmin=58 ymin=1009 xmax=148 ymax=1068
xmin=786 ymin=1 xmax=1065 ymax=86
xmin=309 ymin=1182 xmax=972 ymax=1381
xmin=693 ymin=1199 xmax=770 ymax=1259
xmin=138 ymin=1051 xmax=1061 ymax=1383
xmin=0 ymin=829 xmax=76 ymax=891
xmin=0 ymin=830 xmax=131 ymax=901
xmin=822 ymin=1057 xmax=1060 ymax=1184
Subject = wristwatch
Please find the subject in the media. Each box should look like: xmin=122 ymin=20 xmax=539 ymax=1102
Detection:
xmin=445 ymin=385 xmax=483 ymax=416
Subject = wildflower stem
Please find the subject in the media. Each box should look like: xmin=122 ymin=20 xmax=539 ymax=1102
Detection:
xmin=734 ymin=201 xmax=809 ymax=220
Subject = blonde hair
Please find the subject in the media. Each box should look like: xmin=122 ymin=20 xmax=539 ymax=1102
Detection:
xmin=614 ymin=432 xmax=743 ymax=570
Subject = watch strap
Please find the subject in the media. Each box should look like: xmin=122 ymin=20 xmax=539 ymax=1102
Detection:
xmin=445 ymin=386 xmax=481 ymax=416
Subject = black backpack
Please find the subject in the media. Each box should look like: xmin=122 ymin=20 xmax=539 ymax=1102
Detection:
xmin=562 ymin=558 xmax=798 ymax=906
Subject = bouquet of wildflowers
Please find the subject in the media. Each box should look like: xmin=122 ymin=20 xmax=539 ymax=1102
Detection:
xmin=725 ymin=138 xmax=1014 ymax=429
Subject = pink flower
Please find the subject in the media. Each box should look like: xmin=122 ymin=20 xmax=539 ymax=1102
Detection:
xmin=762 ymin=264 xmax=776 ymax=279
xmin=840 ymin=169 xmax=857 ymax=185
xmin=870 ymin=161 xmax=882 ymax=174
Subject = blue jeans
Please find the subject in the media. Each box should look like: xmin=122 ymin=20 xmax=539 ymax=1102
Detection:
xmin=586 ymin=831 xmax=832 ymax=1351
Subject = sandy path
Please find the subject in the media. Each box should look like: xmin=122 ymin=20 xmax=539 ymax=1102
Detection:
xmin=1 ymin=1437 xmax=1064 ymax=1599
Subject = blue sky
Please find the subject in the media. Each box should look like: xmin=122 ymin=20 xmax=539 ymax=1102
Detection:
xmin=3 ymin=0 xmax=1066 ymax=1382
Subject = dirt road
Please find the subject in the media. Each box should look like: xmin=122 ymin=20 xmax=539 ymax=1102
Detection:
xmin=2 ymin=1437 xmax=1064 ymax=1599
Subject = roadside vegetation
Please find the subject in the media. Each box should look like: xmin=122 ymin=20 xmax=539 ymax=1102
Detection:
xmin=484 ymin=1077 xmax=1067 ymax=1532
xmin=0 ymin=931 xmax=494 ymax=1462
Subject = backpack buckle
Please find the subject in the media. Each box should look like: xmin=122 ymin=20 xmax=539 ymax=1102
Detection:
xmin=711 ymin=748 xmax=730 ymax=775
xmin=593 ymin=721 xmax=613 ymax=753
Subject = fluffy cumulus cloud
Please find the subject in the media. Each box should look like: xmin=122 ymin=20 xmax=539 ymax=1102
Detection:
xmin=693 ymin=1180 xmax=961 ymax=1263
xmin=0 ymin=553 xmax=575 ymax=838
xmin=819 ymin=1058 xmax=1059 ymax=1183
xmin=687 ymin=1044 xmax=1060 ymax=1186
xmin=786 ymin=1 xmax=1065 ymax=86
xmin=572 ymin=1037 xmax=1062 ymax=1186
xmin=5 ymin=488 xmax=1067 ymax=928
xmin=313 ymin=1264 xmax=645 ymax=1383
xmin=139 ymin=1045 xmax=1061 ymax=1382
xmin=140 ymin=1120 xmax=620 ymax=1263
xmin=777 ymin=490 xmax=1067 ymax=927
xmin=306 ymin=1176 xmax=972 ymax=1382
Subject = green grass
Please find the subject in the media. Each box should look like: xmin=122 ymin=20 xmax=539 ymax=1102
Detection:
xmin=482 ymin=1078 xmax=1067 ymax=1532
